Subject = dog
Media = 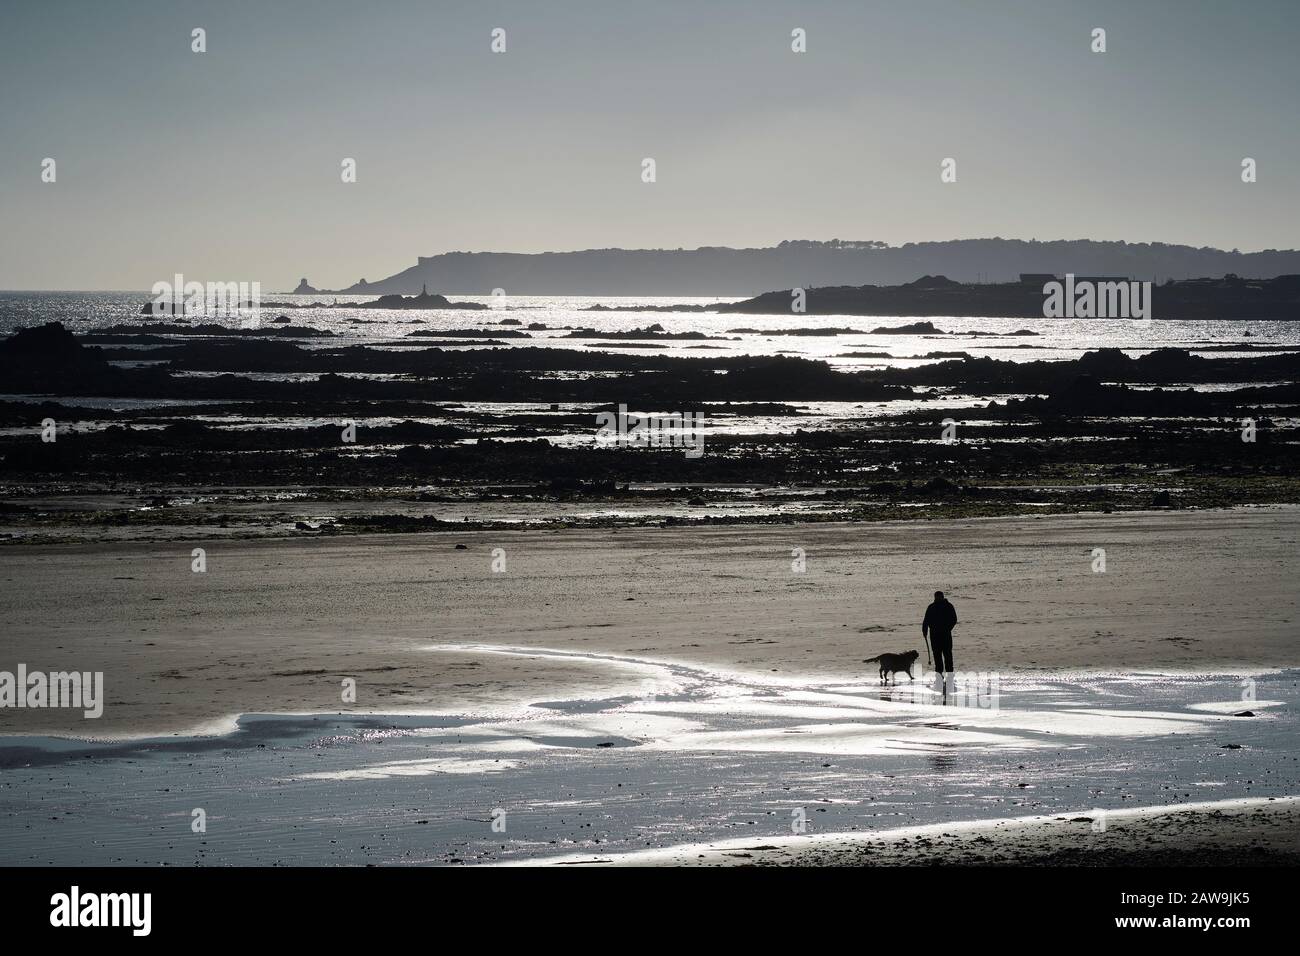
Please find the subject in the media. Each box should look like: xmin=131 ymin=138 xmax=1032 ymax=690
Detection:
xmin=863 ymin=650 xmax=921 ymax=684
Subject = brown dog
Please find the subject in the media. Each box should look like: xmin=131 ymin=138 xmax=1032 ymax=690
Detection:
xmin=863 ymin=650 xmax=921 ymax=684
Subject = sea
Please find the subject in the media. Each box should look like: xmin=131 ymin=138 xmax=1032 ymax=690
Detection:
xmin=0 ymin=291 xmax=1294 ymax=370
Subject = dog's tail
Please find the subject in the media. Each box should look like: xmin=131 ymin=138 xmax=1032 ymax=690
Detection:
xmin=862 ymin=655 xmax=883 ymax=663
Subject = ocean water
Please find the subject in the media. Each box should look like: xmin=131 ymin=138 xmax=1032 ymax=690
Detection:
xmin=0 ymin=291 xmax=1293 ymax=373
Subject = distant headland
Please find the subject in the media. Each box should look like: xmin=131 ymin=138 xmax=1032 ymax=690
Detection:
xmin=720 ymin=273 xmax=1300 ymax=320
xmin=291 ymin=238 xmax=1300 ymax=297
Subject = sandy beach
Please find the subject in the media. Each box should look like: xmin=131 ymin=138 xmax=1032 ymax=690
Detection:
xmin=1 ymin=507 xmax=1296 ymax=739
xmin=522 ymin=797 xmax=1300 ymax=866
xmin=4 ymin=507 xmax=1297 ymax=868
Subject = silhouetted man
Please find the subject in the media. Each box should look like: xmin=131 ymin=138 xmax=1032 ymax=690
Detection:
xmin=922 ymin=590 xmax=958 ymax=694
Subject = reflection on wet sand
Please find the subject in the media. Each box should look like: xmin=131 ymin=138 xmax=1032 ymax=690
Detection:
xmin=0 ymin=643 xmax=1292 ymax=866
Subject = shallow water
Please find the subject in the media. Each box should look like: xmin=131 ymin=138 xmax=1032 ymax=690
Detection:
xmin=3 ymin=293 xmax=1293 ymax=472
xmin=2 ymin=291 xmax=1295 ymax=371
xmin=0 ymin=646 xmax=1294 ymax=866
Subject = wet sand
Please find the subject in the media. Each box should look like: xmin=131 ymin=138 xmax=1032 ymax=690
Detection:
xmin=2 ymin=662 xmax=1294 ymax=865
xmin=525 ymin=798 xmax=1300 ymax=867
xmin=3 ymin=660 xmax=1296 ymax=866
xmin=1 ymin=507 xmax=1297 ymax=739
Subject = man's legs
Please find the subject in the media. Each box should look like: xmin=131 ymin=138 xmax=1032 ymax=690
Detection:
xmin=932 ymin=633 xmax=954 ymax=698
xmin=932 ymin=633 xmax=953 ymax=672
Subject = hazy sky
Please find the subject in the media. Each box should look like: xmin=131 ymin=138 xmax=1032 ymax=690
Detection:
xmin=1 ymin=0 xmax=1297 ymax=290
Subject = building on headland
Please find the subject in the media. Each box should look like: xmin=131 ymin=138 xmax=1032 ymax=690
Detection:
xmin=1020 ymin=273 xmax=1131 ymax=285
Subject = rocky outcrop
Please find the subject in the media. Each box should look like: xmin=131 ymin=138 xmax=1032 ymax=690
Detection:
xmin=0 ymin=322 xmax=117 ymax=390
xmin=359 ymin=290 xmax=487 ymax=310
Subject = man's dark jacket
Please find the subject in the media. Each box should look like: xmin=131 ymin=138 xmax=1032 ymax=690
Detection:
xmin=923 ymin=599 xmax=958 ymax=638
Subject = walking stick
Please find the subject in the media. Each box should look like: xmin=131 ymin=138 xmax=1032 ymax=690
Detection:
xmin=923 ymin=631 xmax=932 ymax=667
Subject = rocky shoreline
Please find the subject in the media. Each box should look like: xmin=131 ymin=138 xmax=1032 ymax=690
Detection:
xmin=1 ymin=321 xmax=1297 ymax=542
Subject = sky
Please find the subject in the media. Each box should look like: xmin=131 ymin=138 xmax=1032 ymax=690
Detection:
xmin=1 ymin=0 xmax=1297 ymax=290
